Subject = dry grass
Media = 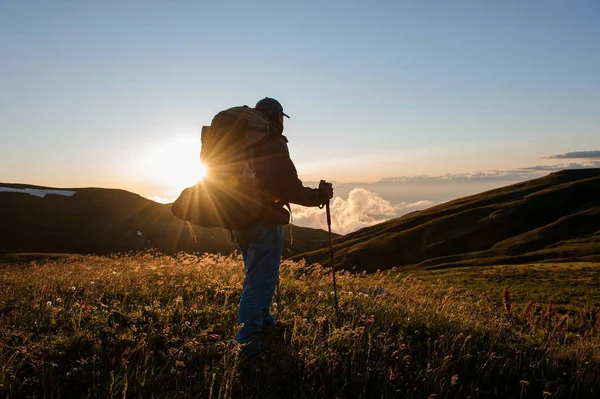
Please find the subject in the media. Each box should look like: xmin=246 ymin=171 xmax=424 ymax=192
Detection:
xmin=1 ymin=252 xmax=599 ymax=398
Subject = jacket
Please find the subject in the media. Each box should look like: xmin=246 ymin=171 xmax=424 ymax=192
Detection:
xmin=252 ymin=133 xmax=327 ymax=224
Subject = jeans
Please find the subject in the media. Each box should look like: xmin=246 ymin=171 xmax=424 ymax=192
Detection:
xmin=233 ymin=222 xmax=284 ymax=353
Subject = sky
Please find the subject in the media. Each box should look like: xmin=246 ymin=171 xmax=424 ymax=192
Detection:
xmin=1 ymin=1 xmax=599 ymax=233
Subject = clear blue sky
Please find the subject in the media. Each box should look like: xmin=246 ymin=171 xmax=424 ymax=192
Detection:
xmin=1 ymin=0 xmax=599 ymax=200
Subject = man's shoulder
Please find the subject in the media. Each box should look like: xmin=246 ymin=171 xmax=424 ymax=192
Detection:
xmin=266 ymin=134 xmax=288 ymax=144
xmin=257 ymin=134 xmax=290 ymax=161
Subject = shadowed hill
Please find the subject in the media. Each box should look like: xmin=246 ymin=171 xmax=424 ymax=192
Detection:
xmin=293 ymin=169 xmax=600 ymax=272
xmin=0 ymin=184 xmax=336 ymax=257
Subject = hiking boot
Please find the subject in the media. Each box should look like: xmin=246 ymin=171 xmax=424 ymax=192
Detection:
xmin=237 ymin=334 xmax=262 ymax=358
xmin=263 ymin=313 xmax=276 ymax=330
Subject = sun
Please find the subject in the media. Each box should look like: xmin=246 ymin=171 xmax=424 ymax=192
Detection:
xmin=131 ymin=135 xmax=208 ymax=193
xmin=197 ymin=162 xmax=208 ymax=181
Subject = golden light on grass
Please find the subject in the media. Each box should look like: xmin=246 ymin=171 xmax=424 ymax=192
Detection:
xmin=2 ymin=255 xmax=599 ymax=397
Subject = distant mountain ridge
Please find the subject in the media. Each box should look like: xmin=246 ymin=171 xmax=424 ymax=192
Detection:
xmin=293 ymin=169 xmax=600 ymax=271
xmin=0 ymin=184 xmax=337 ymax=257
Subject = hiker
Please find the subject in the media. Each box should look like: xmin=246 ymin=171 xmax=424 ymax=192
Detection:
xmin=234 ymin=97 xmax=334 ymax=355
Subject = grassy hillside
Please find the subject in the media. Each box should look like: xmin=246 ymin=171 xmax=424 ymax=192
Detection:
xmin=0 ymin=184 xmax=336 ymax=258
xmin=1 ymin=254 xmax=599 ymax=398
xmin=295 ymin=169 xmax=600 ymax=272
xmin=407 ymin=262 xmax=600 ymax=312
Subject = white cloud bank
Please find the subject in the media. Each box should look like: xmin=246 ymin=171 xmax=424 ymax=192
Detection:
xmin=297 ymin=160 xmax=600 ymax=234
xmin=291 ymin=188 xmax=435 ymax=235
xmin=147 ymin=196 xmax=176 ymax=204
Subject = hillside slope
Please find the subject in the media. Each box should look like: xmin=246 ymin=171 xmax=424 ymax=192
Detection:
xmin=294 ymin=169 xmax=600 ymax=271
xmin=0 ymin=184 xmax=336 ymax=257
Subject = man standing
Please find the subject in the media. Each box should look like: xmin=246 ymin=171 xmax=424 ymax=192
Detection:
xmin=233 ymin=97 xmax=333 ymax=355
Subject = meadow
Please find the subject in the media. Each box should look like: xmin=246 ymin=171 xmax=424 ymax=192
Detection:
xmin=413 ymin=263 xmax=600 ymax=312
xmin=1 ymin=253 xmax=599 ymax=398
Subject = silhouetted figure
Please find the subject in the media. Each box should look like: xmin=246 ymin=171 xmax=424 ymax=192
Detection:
xmin=234 ymin=97 xmax=333 ymax=355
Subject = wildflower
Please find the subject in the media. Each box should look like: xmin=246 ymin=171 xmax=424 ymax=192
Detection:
xmin=503 ymin=286 xmax=511 ymax=315
xmin=388 ymin=368 xmax=396 ymax=381
xmin=451 ymin=374 xmax=459 ymax=386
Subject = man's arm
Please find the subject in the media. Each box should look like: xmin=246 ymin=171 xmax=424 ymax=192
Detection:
xmin=262 ymin=136 xmax=328 ymax=207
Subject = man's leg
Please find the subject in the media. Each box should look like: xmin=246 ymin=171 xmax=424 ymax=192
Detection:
xmin=234 ymin=223 xmax=284 ymax=353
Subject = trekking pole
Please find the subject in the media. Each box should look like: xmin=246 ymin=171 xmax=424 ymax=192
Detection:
xmin=326 ymin=200 xmax=340 ymax=319
xmin=275 ymin=277 xmax=283 ymax=316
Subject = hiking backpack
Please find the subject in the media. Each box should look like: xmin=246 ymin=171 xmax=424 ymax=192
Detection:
xmin=171 ymin=106 xmax=272 ymax=229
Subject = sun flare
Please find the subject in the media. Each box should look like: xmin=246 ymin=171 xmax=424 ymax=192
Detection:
xmin=132 ymin=136 xmax=207 ymax=193
xmin=197 ymin=162 xmax=208 ymax=181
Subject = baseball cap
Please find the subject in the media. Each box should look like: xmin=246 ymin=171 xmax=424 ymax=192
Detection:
xmin=255 ymin=97 xmax=290 ymax=118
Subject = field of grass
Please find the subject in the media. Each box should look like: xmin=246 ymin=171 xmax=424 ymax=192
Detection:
xmin=412 ymin=263 xmax=600 ymax=312
xmin=1 ymin=253 xmax=599 ymax=398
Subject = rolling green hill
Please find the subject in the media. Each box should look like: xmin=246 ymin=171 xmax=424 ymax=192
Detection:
xmin=294 ymin=169 xmax=600 ymax=272
xmin=0 ymin=184 xmax=336 ymax=257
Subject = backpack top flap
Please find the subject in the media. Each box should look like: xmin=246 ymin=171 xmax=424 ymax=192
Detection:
xmin=200 ymin=106 xmax=269 ymax=173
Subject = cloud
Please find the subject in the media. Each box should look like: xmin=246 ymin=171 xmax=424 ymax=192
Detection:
xmin=523 ymin=161 xmax=600 ymax=171
xmin=377 ymin=169 xmax=547 ymax=184
xmin=545 ymin=151 xmax=600 ymax=159
xmin=147 ymin=196 xmax=176 ymax=204
xmin=377 ymin=161 xmax=600 ymax=185
xmin=291 ymin=188 xmax=435 ymax=235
